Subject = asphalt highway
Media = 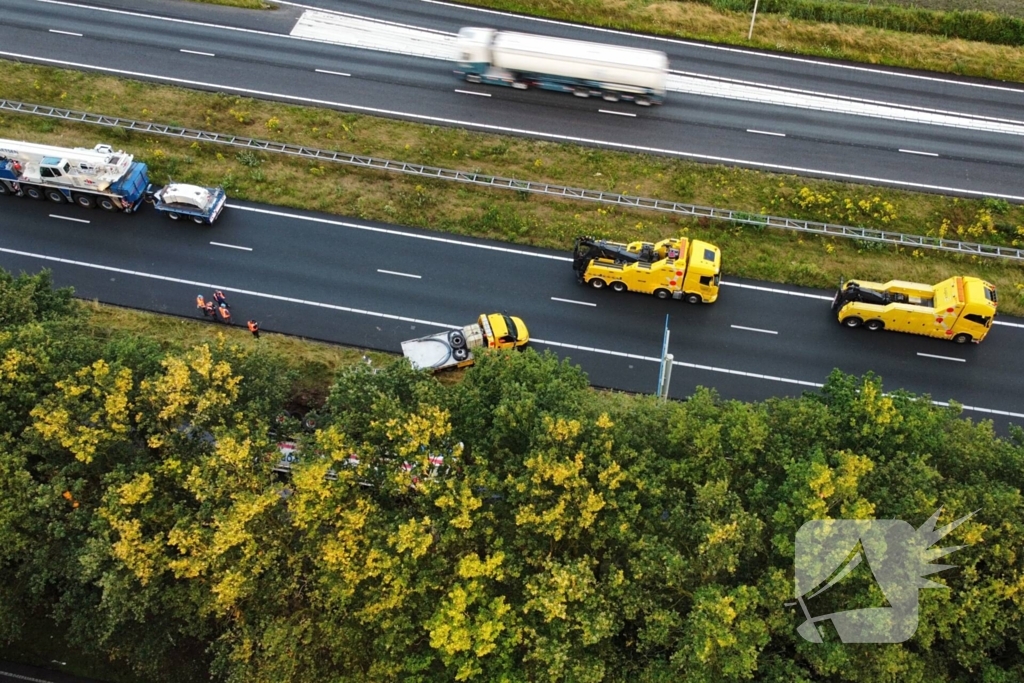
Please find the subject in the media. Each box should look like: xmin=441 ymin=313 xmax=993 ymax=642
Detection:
xmin=0 ymin=195 xmax=1020 ymax=432
xmin=3 ymin=0 xmax=1024 ymax=200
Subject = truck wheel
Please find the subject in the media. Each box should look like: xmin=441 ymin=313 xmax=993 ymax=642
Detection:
xmin=684 ymin=293 xmax=702 ymax=304
xmin=452 ymin=347 xmax=469 ymax=362
xmin=573 ymin=87 xmax=590 ymax=98
xmin=192 ymin=216 xmax=206 ymax=225
xmin=589 ymin=279 xmax=606 ymax=290
xmin=865 ymin=319 xmax=885 ymax=331
xmin=98 ymin=197 xmax=118 ymax=211
xmin=72 ymin=193 xmax=95 ymax=209
xmin=512 ymin=80 xmax=529 ymax=90
xmin=45 ymin=189 xmax=66 ymax=203
xmin=952 ymin=333 xmax=972 ymax=344
xmin=635 ymin=97 xmax=651 ymax=107
xmin=601 ymin=91 xmax=620 ymax=102
xmin=24 ymin=185 xmax=45 ymax=200
xmin=448 ymin=330 xmax=466 ymax=349
xmin=0 ymin=182 xmax=11 ymax=196
xmin=654 ymin=289 xmax=672 ymax=300
xmin=611 ymin=281 xmax=627 ymax=293
xmin=166 ymin=212 xmax=181 ymax=221
xmin=465 ymin=73 xmax=482 ymax=84
xmin=843 ymin=316 xmax=863 ymax=328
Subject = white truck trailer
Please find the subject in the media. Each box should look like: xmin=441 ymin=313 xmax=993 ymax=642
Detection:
xmin=454 ymin=28 xmax=668 ymax=105
xmin=401 ymin=313 xmax=529 ymax=371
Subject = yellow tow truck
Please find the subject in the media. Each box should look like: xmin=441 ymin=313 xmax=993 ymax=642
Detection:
xmin=401 ymin=313 xmax=528 ymax=371
xmin=572 ymin=235 xmax=721 ymax=303
xmin=832 ymin=275 xmax=997 ymax=344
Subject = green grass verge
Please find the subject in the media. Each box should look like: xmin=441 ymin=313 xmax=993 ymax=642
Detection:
xmin=1 ymin=60 xmax=1022 ymax=315
xmin=82 ymin=301 xmax=393 ymax=409
xmin=186 ymin=0 xmax=275 ymax=9
xmin=452 ymin=0 xmax=1024 ymax=81
xmin=854 ymin=0 xmax=1024 ymax=19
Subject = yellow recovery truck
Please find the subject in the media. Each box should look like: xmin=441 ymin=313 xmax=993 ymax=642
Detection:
xmin=572 ymin=235 xmax=721 ymax=303
xmin=401 ymin=313 xmax=528 ymax=371
xmin=832 ymin=276 xmax=997 ymax=344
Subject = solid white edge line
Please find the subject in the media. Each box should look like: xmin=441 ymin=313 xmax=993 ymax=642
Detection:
xmin=551 ymin=297 xmax=597 ymax=307
xmin=599 ymin=109 xmax=637 ymax=118
xmin=531 ymin=338 xmax=1022 ymax=418
xmin=454 ymin=89 xmax=491 ymax=97
xmin=27 ymin=0 xmax=1024 ymax=96
xmin=747 ymin=129 xmax=786 ymax=137
xmin=412 ymin=0 xmax=1024 ymax=95
xmin=720 ymin=282 xmax=1024 ymax=330
xmin=283 ymin=2 xmax=456 ymax=37
xmin=209 ymin=241 xmax=253 ymax=251
xmin=180 ymin=49 xmax=215 ymax=57
xmin=0 ymin=241 xmax=1018 ymax=419
xmin=899 ymin=148 xmax=940 ymax=157
xmin=0 ymin=243 xmax=461 ymax=330
xmin=377 ymin=269 xmax=422 ymax=279
xmin=917 ymin=352 xmax=966 ymax=363
xmin=49 ymin=214 xmax=89 ymax=224
xmin=224 ymin=207 xmax=1024 ymax=331
xmin=6 ymin=51 xmax=1022 ymax=202
xmin=678 ymin=69 xmax=1024 ymax=124
xmin=0 ymin=669 xmax=55 ymax=683
xmin=48 ymin=29 xmax=83 ymax=37
xmin=731 ymin=324 xmax=779 ymax=335
xmin=226 ymin=204 xmax=574 ymax=261
xmin=315 ymin=69 xmax=351 ymax=77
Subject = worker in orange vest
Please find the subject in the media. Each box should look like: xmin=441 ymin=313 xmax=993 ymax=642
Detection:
xmin=216 ymin=303 xmax=232 ymax=323
xmin=213 ymin=290 xmax=228 ymax=307
xmin=247 ymin=320 xmax=260 ymax=339
xmin=196 ymin=294 xmax=206 ymax=313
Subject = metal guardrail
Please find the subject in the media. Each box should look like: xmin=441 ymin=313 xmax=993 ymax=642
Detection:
xmin=3 ymin=98 xmax=1023 ymax=262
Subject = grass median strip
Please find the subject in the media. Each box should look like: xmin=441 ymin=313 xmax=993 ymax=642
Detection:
xmin=1 ymin=60 xmax=1022 ymax=314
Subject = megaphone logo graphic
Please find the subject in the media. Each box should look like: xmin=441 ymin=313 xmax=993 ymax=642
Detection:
xmin=792 ymin=508 xmax=975 ymax=643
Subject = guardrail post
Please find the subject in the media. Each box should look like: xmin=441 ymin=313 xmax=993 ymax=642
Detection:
xmin=660 ymin=354 xmax=674 ymax=400
xmin=656 ymin=314 xmax=670 ymax=396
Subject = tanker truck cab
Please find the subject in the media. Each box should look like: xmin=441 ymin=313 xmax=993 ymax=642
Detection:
xmin=455 ymin=27 xmax=497 ymax=83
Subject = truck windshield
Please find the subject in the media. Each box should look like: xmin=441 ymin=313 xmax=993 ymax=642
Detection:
xmin=502 ymin=315 xmax=518 ymax=341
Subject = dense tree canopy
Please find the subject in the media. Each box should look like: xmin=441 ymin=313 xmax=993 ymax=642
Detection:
xmin=1 ymin=269 xmax=1022 ymax=682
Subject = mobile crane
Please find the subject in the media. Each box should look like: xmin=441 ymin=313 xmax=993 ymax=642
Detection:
xmin=0 ymin=138 xmax=225 ymax=224
xmin=572 ymin=235 xmax=721 ymax=303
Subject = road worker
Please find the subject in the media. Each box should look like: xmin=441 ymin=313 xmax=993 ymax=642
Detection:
xmin=196 ymin=294 xmax=206 ymax=312
xmin=216 ymin=302 xmax=232 ymax=323
xmin=247 ymin=320 xmax=260 ymax=339
xmin=213 ymin=290 xmax=227 ymax=307
xmin=204 ymin=301 xmax=216 ymax=318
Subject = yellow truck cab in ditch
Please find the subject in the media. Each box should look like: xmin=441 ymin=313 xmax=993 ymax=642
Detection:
xmin=401 ymin=313 xmax=529 ymax=371
xmin=832 ymin=276 xmax=997 ymax=344
xmin=572 ymin=235 xmax=721 ymax=303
